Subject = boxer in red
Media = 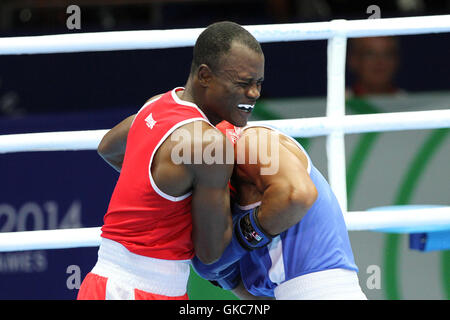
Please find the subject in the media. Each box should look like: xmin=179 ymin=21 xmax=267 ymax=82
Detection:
xmin=77 ymin=21 xmax=264 ymax=300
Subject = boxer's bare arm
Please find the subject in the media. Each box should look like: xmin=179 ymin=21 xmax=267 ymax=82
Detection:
xmin=235 ymin=127 xmax=318 ymax=236
xmin=185 ymin=122 xmax=234 ymax=264
xmin=98 ymin=114 xmax=136 ymax=172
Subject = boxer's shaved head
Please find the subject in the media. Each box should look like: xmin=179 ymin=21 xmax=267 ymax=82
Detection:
xmin=190 ymin=21 xmax=263 ymax=74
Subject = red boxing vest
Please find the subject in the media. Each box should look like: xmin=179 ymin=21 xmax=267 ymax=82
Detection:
xmin=216 ymin=120 xmax=242 ymax=145
xmin=101 ymin=88 xmax=210 ymax=260
xmin=215 ymin=120 xmax=243 ymax=199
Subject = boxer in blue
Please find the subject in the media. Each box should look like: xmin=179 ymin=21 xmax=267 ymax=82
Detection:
xmin=192 ymin=123 xmax=367 ymax=300
xmin=97 ymin=118 xmax=366 ymax=300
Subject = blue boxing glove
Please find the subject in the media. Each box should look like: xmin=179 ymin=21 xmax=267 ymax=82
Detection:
xmin=192 ymin=205 xmax=273 ymax=289
xmin=234 ymin=206 xmax=273 ymax=250
xmin=192 ymin=258 xmax=241 ymax=290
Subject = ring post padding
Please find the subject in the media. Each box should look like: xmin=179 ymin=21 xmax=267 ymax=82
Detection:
xmin=326 ymin=19 xmax=348 ymax=212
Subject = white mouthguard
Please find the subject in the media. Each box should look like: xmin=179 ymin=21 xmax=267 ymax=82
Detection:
xmin=237 ymin=104 xmax=254 ymax=111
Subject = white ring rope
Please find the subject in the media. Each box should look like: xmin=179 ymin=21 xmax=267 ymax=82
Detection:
xmin=0 ymin=15 xmax=449 ymax=55
xmin=1 ymin=15 xmax=449 ymax=252
xmin=0 ymin=207 xmax=449 ymax=252
xmin=0 ymin=129 xmax=107 ymax=153
xmin=1 ymin=109 xmax=449 ymax=153
xmin=0 ymin=227 xmax=102 ymax=252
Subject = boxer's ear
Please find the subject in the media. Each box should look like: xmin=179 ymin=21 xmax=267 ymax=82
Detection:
xmin=197 ymin=64 xmax=213 ymax=88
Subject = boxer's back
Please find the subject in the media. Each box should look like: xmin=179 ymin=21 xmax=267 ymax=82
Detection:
xmin=230 ymin=126 xmax=358 ymax=297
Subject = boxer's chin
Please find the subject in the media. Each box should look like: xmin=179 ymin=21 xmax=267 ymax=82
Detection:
xmin=232 ymin=104 xmax=253 ymax=127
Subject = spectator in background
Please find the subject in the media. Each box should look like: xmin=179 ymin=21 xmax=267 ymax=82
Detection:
xmin=346 ymin=36 xmax=405 ymax=97
xmin=0 ymin=76 xmax=24 ymax=117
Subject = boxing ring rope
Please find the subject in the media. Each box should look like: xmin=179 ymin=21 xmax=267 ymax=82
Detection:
xmin=1 ymin=109 xmax=450 ymax=153
xmin=1 ymin=15 xmax=449 ymax=54
xmin=1 ymin=206 xmax=450 ymax=253
xmin=1 ymin=15 xmax=450 ymax=252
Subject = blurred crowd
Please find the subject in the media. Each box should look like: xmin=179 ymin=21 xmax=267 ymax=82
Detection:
xmin=1 ymin=0 xmax=448 ymax=34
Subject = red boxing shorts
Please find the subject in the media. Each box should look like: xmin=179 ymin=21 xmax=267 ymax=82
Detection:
xmin=77 ymin=238 xmax=190 ymax=300
xmin=77 ymin=273 xmax=188 ymax=300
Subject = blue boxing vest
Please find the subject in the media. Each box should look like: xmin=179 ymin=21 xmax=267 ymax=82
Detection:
xmin=237 ymin=127 xmax=358 ymax=297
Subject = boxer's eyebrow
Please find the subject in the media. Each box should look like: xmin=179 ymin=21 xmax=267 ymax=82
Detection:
xmin=236 ymin=76 xmax=265 ymax=86
xmin=240 ymin=76 xmax=264 ymax=82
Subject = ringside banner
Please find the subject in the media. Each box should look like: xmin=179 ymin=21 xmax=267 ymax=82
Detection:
xmin=0 ymin=109 xmax=132 ymax=299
